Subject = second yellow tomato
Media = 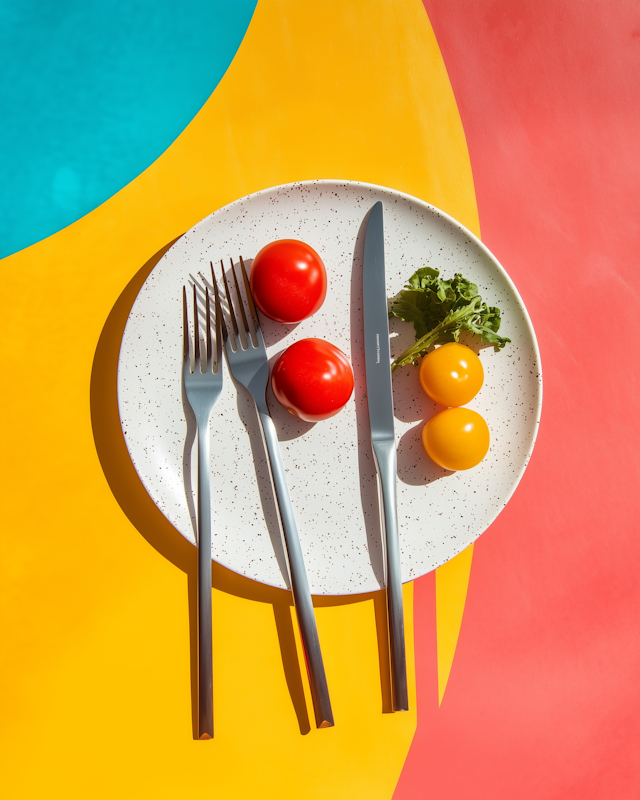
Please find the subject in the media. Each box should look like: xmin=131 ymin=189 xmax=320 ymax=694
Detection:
xmin=422 ymin=407 xmax=490 ymax=471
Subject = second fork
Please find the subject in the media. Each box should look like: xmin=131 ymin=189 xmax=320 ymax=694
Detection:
xmin=214 ymin=257 xmax=335 ymax=729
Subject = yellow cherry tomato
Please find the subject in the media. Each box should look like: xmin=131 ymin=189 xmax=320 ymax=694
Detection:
xmin=419 ymin=342 xmax=484 ymax=407
xmin=422 ymin=407 xmax=490 ymax=471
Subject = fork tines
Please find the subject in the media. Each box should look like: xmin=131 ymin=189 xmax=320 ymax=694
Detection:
xmin=213 ymin=257 xmax=259 ymax=350
xmin=184 ymin=275 xmax=223 ymax=373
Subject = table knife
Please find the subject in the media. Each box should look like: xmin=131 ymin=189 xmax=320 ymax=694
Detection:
xmin=362 ymin=200 xmax=409 ymax=712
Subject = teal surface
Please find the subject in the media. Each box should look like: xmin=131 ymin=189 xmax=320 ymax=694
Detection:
xmin=0 ymin=0 xmax=256 ymax=258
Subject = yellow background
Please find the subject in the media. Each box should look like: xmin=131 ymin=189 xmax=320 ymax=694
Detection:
xmin=0 ymin=1 xmax=477 ymax=796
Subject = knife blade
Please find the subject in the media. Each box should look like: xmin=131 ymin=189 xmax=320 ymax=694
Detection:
xmin=362 ymin=201 xmax=409 ymax=712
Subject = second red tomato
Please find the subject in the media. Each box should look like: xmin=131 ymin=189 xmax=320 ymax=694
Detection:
xmin=250 ymin=239 xmax=327 ymax=323
xmin=271 ymin=338 xmax=354 ymax=422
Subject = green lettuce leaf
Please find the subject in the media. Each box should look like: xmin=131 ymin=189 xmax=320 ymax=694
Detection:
xmin=389 ymin=267 xmax=510 ymax=371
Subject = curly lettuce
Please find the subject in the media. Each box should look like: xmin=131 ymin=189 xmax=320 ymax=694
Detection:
xmin=389 ymin=267 xmax=510 ymax=371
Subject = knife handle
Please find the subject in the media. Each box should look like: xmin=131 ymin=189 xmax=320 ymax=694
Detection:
xmin=373 ymin=438 xmax=409 ymax=712
xmin=255 ymin=400 xmax=335 ymax=729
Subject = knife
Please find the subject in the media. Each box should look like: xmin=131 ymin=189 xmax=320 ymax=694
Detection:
xmin=362 ymin=201 xmax=409 ymax=712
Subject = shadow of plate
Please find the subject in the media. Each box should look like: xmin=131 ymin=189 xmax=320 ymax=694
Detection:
xmin=90 ymin=237 xmax=396 ymax=736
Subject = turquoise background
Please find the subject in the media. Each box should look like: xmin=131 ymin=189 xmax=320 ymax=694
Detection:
xmin=0 ymin=0 xmax=256 ymax=258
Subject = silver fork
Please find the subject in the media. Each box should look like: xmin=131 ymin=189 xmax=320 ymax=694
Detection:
xmin=183 ymin=280 xmax=223 ymax=740
xmin=213 ymin=257 xmax=335 ymax=729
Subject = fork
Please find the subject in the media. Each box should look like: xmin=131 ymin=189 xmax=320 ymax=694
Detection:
xmin=213 ymin=257 xmax=335 ymax=729
xmin=183 ymin=281 xmax=223 ymax=740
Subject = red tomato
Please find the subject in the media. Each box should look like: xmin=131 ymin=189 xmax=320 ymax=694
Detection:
xmin=250 ymin=239 xmax=327 ymax=323
xmin=271 ymin=338 xmax=354 ymax=422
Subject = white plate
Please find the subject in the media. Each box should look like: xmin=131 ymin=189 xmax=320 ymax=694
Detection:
xmin=117 ymin=180 xmax=542 ymax=595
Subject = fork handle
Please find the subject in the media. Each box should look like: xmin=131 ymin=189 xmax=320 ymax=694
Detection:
xmin=256 ymin=403 xmax=334 ymax=729
xmin=196 ymin=422 xmax=214 ymax=739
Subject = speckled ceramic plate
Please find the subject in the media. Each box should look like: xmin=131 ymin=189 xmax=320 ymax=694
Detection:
xmin=117 ymin=180 xmax=542 ymax=595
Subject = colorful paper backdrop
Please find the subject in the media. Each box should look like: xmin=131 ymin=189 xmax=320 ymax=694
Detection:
xmin=1 ymin=1 xmax=638 ymax=798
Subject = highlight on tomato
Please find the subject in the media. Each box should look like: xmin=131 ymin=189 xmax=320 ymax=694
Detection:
xmin=422 ymin=407 xmax=490 ymax=471
xmin=271 ymin=338 xmax=354 ymax=422
xmin=250 ymin=239 xmax=327 ymax=323
xmin=419 ymin=342 xmax=484 ymax=407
